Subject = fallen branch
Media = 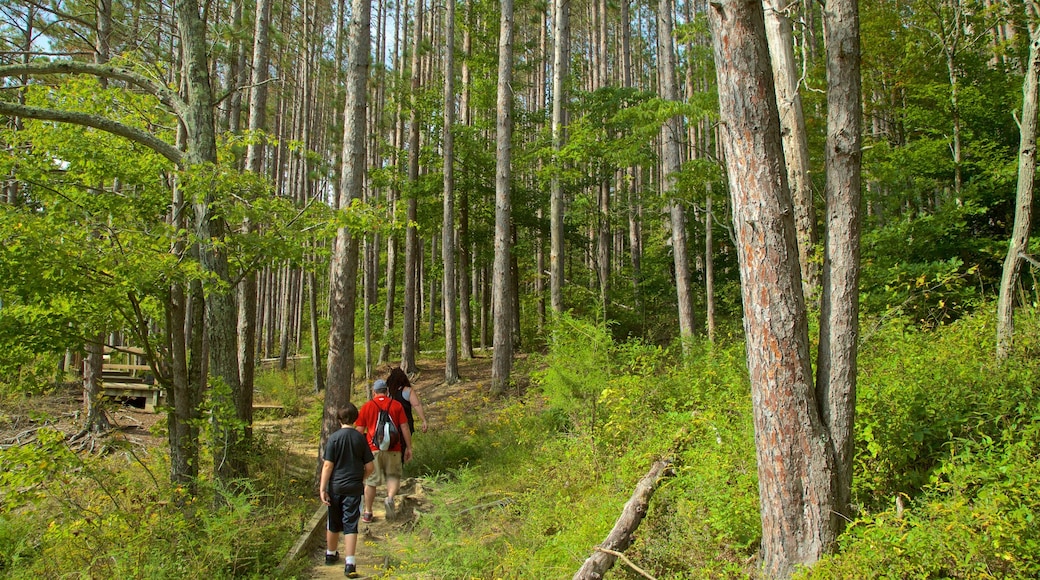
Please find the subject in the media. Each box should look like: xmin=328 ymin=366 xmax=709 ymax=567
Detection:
xmin=573 ymin=459 xmax=674 ymax=580
xmin=594 ymin=548 xmax=656 ymax=580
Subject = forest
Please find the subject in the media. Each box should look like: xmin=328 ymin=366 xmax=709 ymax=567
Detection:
xmin=2 ymin=0 xmax=1040 ymax=578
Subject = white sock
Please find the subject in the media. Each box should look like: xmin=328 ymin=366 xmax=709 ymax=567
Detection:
xmin=345 ymin=556 xmax=356 ymax=565
xmin=327 ymin=550 xmax=337 ymax=556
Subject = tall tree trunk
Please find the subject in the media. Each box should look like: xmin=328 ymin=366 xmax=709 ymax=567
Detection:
xmin=763 ymin=0 xmax=818 ymax=298
xmin=549 ymin=0 xmax=569 ymax=314
xmin=324 ymin=0 xmax=370 ymax=447
xmin=174 ymin=0 xmax=245 ymax=481
xmin=458 ymin=0 xmax=475 ymax=358
xmin=658 ymin=0 xmax=695 ymax=351
xmin=997 ymin=1 xmax=1040 ymax=361
xmin=491 ymin=0 xmax=516 ymax=396
xmin=309 ymin=266 xmax=325 ymax=392
xmin=442 ymin=0 xmax=460 ymax=384
xmin=402 ymin=0 xmax=426 ymax=376
xmin=704 ymin=182 xmax=716 ymax=342
xmin=238 ymin=0 xmax=272 ymax=438
xmin=708 ymin=1 xmax=840 ymax=575
xmin=816 ymin=0 xmax=863 ymax=533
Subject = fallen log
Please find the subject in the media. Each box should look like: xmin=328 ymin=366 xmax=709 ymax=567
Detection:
xmin=573 ymin=459 xmax=674 ymax=580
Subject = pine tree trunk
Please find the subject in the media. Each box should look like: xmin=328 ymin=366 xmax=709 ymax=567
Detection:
xmin=764 ymin=0 xmax=818 ymax=298
xmin=324 ymin=0 xmax=371 ymax=447
xmin=816 ymin=0 xmax=863 ymax=529
xmin=997 ymin=2 xmax=1040 ymax=361
xmin=549 ymin=0 xmax=569 ymax=314
xmin=401 ymin=0 xmax=426 ymax=375
xmin=708 ymin=1 xmax=840 ymax=575
xmin=657 ymin=0 xmax=696 ymax=350
xmin=442 ymin=0 xmax=460 ymax=383
xmin=491 ymin=0 xmax=516 ymax=395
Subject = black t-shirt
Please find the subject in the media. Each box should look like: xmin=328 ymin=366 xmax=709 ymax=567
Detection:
xmin=323 ymin=426 xmax=374 ymax=496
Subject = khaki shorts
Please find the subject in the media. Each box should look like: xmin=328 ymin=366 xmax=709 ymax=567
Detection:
xmin=365 ymin=450 xmax=403 ymax=487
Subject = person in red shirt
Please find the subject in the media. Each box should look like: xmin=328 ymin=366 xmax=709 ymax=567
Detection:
xmin=355 ymin=379 xmax=412 ymax=522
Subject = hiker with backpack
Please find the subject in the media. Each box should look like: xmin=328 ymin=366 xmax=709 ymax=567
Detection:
xmin=356 ymin=379 xmax=412 ymax=523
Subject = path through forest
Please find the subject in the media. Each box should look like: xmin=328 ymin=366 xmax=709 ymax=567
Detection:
xmin=297 ymin=354 xmax=495 ymax=579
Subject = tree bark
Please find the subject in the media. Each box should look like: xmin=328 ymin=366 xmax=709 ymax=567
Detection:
xmin=816 ymin=0 xmax=863 ymax=530
xmin=401 ymin=0 xmax=426 ymax=376
xmin=997 ymin=2 xmax=1040 ymax=361
xmin=707 ymin=1 xmax=839 ymax=576
xmin=237 ymin=0 xmax=272 ymax=438
xmin=550 ymin=0 xmax=569 ymax=314
xmin=763 ymin=0 xmax=818 ymax=298
xmin=442 ymin=0 xmax=460 ymax=384
xmin=657 ymin=0 xmax=695 ymax=353
xmin=491 ymin=0 xmax=516 ymax=395
xmin=324 ymin=0 xmax=371 ymax=447
xmin=458 ymin=0 xmax=475 ymax=359
xmin=173 ymin=0 xmax=246 ymax=481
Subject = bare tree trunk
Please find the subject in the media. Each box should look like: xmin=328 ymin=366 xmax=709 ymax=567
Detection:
xmin=491 ymin=0 xmax=516 ymax=396
xmin=997 ymin=2 xmax=1040 ymax=361
xmin=708 ymin=1 xmax=839 ymax=575
xmin=402 ymin=0 xmax=426 ymax=376
xmin=309 ymin=267 xmax=325 ymax=392
xmin=705 ymin=182 xmax=716 ymax=342
xmin=174 ymin=0 xmax=245 ymax=481
xmin=658 ymin=0 xmax=696 ymax=351
xmin=549 ymin=0 xmax=569 ymax=314
xmin=442 ymin=0 xmax=460 ymax=384
xmin=238 ymin=0 xmax=272 ymax=433
xmin=763 ymin=0 xmax=818 ymax=298
xmin=324 ymin=0 xmax=370 ymax=448
xmin=816 ymin=0 xmax=863 ymax=531
xmin=458 ymin=0 xmax=475 ymax=358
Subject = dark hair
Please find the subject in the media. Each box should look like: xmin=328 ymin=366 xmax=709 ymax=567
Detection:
xmin=336 ymin=402 xmax=359 ymax=425
xmin=386 ymin=367 xmax=411 ymax=397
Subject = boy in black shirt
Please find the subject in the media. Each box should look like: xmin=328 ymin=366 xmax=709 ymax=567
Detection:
xmin=320 ymin=403 xmax=375 ymax=577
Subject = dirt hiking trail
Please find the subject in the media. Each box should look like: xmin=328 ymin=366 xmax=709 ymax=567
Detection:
xmin=301 ymin=355 xmax=495 ymax=579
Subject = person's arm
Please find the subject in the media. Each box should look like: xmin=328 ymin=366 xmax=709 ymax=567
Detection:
xmin=363 ymin=460 xmax=374 ymax=480
xmin=401 ymin=424 xmax=413 ymax=463
xmin=409 ymin=388 xmax=429 ymax=432
xmin=319 ymin=459 xmax=334 ymax=506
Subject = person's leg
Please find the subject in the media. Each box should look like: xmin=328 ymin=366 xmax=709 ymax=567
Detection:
xmin=383 ymin=451 xmax=404 ymax=520
xmin=385 ymin=450 xmax=404 ymax=500
xmin=342 ymin=494 xmax=362 ymax=556
xmin=325 ymin=496 xmax=345 ymax=564
xmin=363 ymin=484 xmax=376 ymax=517
xmin=343 ymin=532 xmax=358 ymax=558
xmin=363 ymin=451 xmax=385 ymax=520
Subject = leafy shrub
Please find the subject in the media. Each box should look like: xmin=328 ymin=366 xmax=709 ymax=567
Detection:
xmin=855 ymin=313 xmax=1039 ymax=511
xmin=804 ymin=411 xmax=1040 ymax=579
xmin=0 ymin=427 xmax=311 ymax=579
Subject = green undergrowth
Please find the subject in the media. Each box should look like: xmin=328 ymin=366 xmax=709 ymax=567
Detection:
xmin=0 ymin=413 xmax=316 ymax=579
xmin=386 ymin=311 xmax=1040 ymax=579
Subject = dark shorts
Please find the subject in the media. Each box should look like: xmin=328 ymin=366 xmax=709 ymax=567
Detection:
xmin=327 ymin=492 xmax=363 ymax=535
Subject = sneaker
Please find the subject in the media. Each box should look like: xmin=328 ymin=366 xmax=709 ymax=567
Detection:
xmin=324 ymin=551 xmax=338 ymax=565
xmin=344 ymin=562 xmax=358 ymax=577
xmin=384 ymin=496 xmax=396 ymax=521
xmin=360 ymin=512 xmax=373 ymax=523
